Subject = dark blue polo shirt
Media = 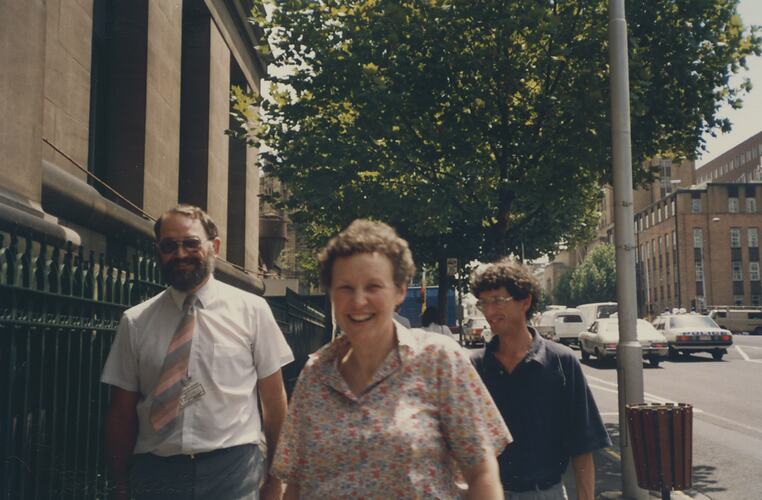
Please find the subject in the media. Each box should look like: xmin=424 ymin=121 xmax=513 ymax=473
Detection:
xmin=470 ymin=328 xmax=611 ymax=487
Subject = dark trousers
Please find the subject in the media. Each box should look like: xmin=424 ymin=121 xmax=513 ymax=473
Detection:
xmin=129 ymin=444 xmax=264 ymax=500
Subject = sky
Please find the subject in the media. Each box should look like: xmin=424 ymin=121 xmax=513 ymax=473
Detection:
xmin=698 ymin=0 xmax=762 ymax=166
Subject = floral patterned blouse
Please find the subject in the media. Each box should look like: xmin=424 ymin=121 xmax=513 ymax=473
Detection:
xmin=272 ymin=324 xmax=512 ymax=499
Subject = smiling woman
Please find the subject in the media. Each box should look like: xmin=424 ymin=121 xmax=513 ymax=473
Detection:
xmin=272 ymin=219 xmax=512 ymax=500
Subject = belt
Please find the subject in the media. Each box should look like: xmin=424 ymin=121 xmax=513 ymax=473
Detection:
xmin=505 ymin=477 xmax=560 ymax=493
xmin=147 ymin=443 xmax=253 ymax=462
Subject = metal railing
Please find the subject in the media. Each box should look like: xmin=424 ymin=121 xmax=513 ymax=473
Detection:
xmin=0 ymin=229 xmax=327 ymax=499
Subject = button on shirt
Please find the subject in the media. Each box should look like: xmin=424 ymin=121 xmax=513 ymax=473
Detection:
xmin=273 ymin=324 xmax=511 ymax=499
xmin=470 ymin=328 xmax=611 ymax=486
xmin=101 ymin=277 xmax=294 ymax=456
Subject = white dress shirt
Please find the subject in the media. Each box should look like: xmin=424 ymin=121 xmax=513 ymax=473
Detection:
xmin=101 ymin=277 xmax=294 ymax=456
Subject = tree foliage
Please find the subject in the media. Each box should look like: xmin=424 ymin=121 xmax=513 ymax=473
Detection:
xmin=239 ymin=0 xmax=760 ymax=268
xmin=553 ymin=243 xmax=616 ymax=305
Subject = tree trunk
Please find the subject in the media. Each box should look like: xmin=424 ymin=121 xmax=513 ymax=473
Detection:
xmin=438 ymin=255 xmax=448 ymax=325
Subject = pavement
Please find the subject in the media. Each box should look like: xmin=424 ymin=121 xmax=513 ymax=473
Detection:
xmin=562 ymin=423 xmax=712 ymax=500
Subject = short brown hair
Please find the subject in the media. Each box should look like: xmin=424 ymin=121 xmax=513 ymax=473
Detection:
xmin=153 ymin=204 xmax=219 ymax=240
xmin=318 ymin=219 xmax=415 ymax=288
xmin=471 ymin=258 xmax=540 ymax=320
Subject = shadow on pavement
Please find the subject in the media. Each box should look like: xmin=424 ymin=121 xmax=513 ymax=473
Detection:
xmin=562 ymin=422 xmax=719 ymax=499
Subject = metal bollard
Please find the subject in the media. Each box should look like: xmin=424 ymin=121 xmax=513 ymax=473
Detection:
xmin=626 ymin=403 xmax=693 ymax=500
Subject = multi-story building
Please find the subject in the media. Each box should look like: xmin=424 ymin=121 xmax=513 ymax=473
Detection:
xmin=1 ymin=0 xmax=267 ymax=286
xmin=635 ymin=181 xmax=762 ymax=315
xmin=695 ymin=130 xmax=762 ymax=184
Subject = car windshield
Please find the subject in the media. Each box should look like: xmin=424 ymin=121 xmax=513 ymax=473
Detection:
xmin=597 ymin=304 xmax=618 ymax=319
xmin=557 ymin=314 xmax=583 ymax=323
xmin=669 ymin=315 xmax=720 ymax=329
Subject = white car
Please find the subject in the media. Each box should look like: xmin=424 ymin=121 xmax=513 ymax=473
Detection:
xmin=652 ymin=314 xmax=732 ymax=360
xmin=579 ymin=318 xmax=668 ymax=367
xmin=536 ymin=308 xmax=586 ymax=346
xmin=463 ymin=317 xmax=491 ymax=347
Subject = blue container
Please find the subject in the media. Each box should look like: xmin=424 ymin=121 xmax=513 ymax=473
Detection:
xmin=398 ymin=286 xmax=457 ymax=327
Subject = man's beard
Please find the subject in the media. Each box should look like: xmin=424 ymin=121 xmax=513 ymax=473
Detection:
xmin=161 ymin=253 xmax=215 ymax=291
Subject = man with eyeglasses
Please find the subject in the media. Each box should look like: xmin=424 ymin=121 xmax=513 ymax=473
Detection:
xmin=101 ymin=204 xmax=293 ymax=500
xmin=469 ymin=259 xmax=610 ymax=500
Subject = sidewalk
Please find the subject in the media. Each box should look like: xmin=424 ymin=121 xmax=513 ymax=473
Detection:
xmin=562 ymin=423 xmax=711 ymax=499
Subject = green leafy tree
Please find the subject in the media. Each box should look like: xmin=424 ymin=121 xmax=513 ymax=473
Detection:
xmin=568 ymin=243 xmax=617 ymax=304
xmin=237 ymin=0 xmax=759 ymax=314
xmin=552 ymin=269 xmax=575 ymax=307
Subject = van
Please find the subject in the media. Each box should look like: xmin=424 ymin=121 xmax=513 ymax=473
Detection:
xmin=577 ymin=302 xmax=618 ymax=329
xmin=708 ymin=307 xmax=762 ymax=335
xmin=536 ymin=308 xmax=586 ymax=346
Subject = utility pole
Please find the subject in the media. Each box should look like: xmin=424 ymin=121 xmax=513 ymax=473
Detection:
xmin=609 ymin=1 xmax=647 ymax=498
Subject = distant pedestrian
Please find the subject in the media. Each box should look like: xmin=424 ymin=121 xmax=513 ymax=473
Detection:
xmin=393 ymin=304 xmax=411 ymax=327
xmin=421 ymin=306 xmax=455 ymax=340
xmin=470 ymin=258 xmax=611 ymax=500
xmin=272 ymin=219 xmax=511 ymax=499
xmin=101 ymin=205 xmax=293 ymax=500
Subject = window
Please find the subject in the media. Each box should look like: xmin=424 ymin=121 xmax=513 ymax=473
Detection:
xmin=730 ymin=228 xmax=741 ymax=248
xmin=693 ymin=228 xmax=703 ymax=248
xmin=695 ymin=262 xmax=704 ymax=281
xmin=732 ymin=261 xmax=743 ymax=281
xmin=734 ymin=295 xmax=744 ymax=306
xmin=729 ymin=197 xmax=739 ymax=213
xmin=747 ymin=197 xmax=757 ymax=213
xmin=749 ymin=228 xmax=759 ymax=248
xmin=671 ymin=200 xmax=676 ymax=216
xmin=651 ymin=211 xmax=655 ymax=226
xmin=753 ymin=295 xmax=761 ymax=307
xmin=691 ymin=198 xmax=701 ymax=213
xmin=751 ymin=262 xmax=760 ymax=281
xmin=657 ymin=207 xmax=662 ymax=223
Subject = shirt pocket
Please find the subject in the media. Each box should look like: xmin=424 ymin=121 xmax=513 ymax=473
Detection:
xmin=212 ymin=343 xmax=254 ymax=388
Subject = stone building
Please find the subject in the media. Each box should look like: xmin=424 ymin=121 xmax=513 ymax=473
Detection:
xmin=1 ymin=0 xmax=267 ymax=290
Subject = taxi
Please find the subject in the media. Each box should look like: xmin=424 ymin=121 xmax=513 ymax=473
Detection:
xmin=652 ymin=311 xmax=733 ymax=361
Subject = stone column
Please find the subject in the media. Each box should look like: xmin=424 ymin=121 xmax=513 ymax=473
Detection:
xmin=0 ymin=0 xmax=46 ymax=206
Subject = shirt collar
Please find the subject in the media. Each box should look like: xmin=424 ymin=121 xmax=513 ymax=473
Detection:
xmin=167 ymin=275 xmax=216 ymax=311
xmin=485 ymin=326 xmax=549 ymax=368
xmin=312 ymin=319 xmax=416 ymax=400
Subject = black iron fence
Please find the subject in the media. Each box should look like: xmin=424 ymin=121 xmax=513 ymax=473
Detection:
xmin=0 ymin=229 xmax=327 ymax=499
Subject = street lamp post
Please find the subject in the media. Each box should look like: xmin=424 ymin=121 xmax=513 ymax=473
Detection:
xmin=609 ymin=1 xmax=647 ymax=498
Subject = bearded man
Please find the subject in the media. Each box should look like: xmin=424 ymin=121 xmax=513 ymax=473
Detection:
xmin=101 ymin=205 xmax=293 ymax=500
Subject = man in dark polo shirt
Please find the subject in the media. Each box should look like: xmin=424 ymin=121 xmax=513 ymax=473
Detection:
xmin=469 ymin=259 xmax=611 ymax=499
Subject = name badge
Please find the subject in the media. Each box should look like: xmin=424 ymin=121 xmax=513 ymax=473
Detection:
xmin=179 ymin=382 xmax=206 ymax=410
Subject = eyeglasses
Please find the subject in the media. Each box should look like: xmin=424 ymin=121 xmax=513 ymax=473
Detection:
xmin=475 ymin=296 xmax=514 ymax=311
xmin=157 ymin=237 xmax=208 ymax=255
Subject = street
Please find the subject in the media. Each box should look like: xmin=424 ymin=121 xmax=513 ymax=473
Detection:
xmin=579 ymin=335 xmax=762 ymax=499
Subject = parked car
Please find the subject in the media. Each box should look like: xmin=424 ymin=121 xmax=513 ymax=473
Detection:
xmin=708 ymin=307 xmax=762 ymax=335
xmin=463 ymin=317 xmax=491 ymax=347
xmin=653 ymin=313 xmax=733 ymax=360
xmin=579 ymin=318 xmax=668 ymax=367
xmin=536 ymin=308 xmax=586 ymax=346
xmin=577 ymin=302 xmax=618 ymax=329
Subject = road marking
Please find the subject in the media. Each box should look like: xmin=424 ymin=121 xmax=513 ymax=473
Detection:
xmin=587 ymin=376 xmax=762 ymax=435
xmin=734 ymin=345 xmax=762 ymax=362
xmin=735 ymin=345 xmax=751 ymax=360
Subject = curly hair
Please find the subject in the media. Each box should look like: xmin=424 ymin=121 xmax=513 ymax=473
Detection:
xmin=470 ymin=258 xmax=540 ymax=320
xmin=153 ymin=204 xmax=219 ymax=241
xmin=318 ymin=219 xmax=416 ymax=289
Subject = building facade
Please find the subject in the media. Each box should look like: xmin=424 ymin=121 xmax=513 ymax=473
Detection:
xmin=1 ymin=0 xmax=266 ymax=287
xmin=635 ymin=181 xmax=762 ymax=315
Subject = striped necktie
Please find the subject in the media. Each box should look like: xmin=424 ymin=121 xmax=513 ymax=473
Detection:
xmin=149 ymin=294 xmax=197 ymax=432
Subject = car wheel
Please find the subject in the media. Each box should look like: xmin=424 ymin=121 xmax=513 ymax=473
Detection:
xmin=754 ymin=326 xmax=762 ymax=336
xmin=711 ymin=350 xmax=724 ymax=361
xmin=649 ymin=357 xmax=661 ymax=368
xmin=581 ymin=349 xmax=590 ymax=362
